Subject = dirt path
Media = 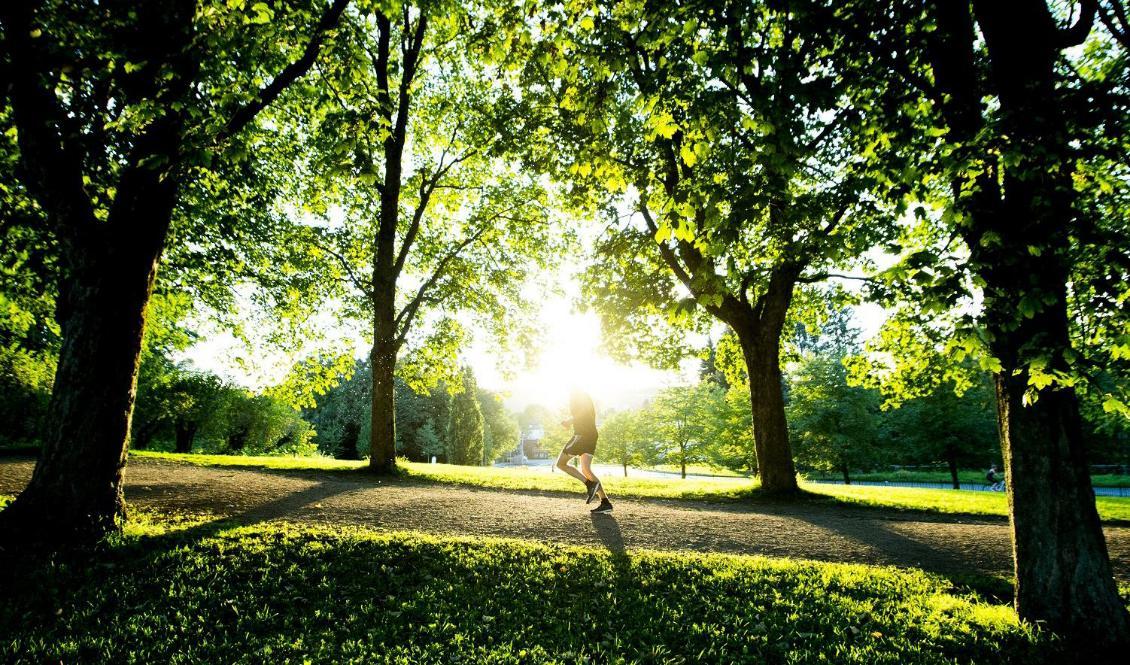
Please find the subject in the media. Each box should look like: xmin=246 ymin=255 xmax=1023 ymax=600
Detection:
xmin=3 ymin=457 xmax=1129 ymax=582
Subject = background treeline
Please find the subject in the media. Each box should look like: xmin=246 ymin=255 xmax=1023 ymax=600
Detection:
xmin=601 ymin=308 xmax=1130 ymax=484
xmin=4 ymin=303 xmax=1127 ymax=478
xmin=304 ymin=361 xmax=519 ymax=464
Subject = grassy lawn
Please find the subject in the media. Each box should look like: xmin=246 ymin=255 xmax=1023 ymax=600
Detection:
xmin=131 ymin=449 xmax=370 ymax=471
xmin=804 ymin=469 xmax=1130 ymax=489
xmin=131 ymin=450 xmax=759 ymax=501
xmin=808 ymin=483 xmax=1130 ymax=522
xmin=645 ymin=462 xmax=748 ymax=477
xmin=129 ymin=451 xmax=1130 ymax=522
xmin=0 ymin=510 xmax=1060 ymax=664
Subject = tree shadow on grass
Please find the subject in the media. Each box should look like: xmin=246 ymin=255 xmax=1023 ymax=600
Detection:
xmin=778 ymin=503 xmax=1017 ymax=602
xmin=0 ymin=477 xmax=357 ymax=607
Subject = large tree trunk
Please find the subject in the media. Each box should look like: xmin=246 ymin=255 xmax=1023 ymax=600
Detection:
xmin=979 ymin=220 xmax=1128 ymax=644
xmin=732 ymin=270 xmax=799 ymax=494
xmin=946 ymin=449 xmax=960 ymax=490
xmin=368 ymin=333 xmax=398 ymax=473
xmin=975 ymin=1 xmax=1129 ymax=647
xmin=0 ymin=189 xmax=176 ymax=544
xmin=841 ymin=465 xmax=850 ymax=485
xmin=997 ymin=363 xmax=1128 ymax=643
xmin=0 ymin=0 xmax=200 ymax=547
xmin=0 ymin=0 xmax=342 ymax=547
xmin=743 ymin=338 xmax=796 ymax=493
xmin=924 ymin=0 xmax=1130 ymax=646
xmin=367 ymin=12 xmax=407 ymax=474
xmin=173 ymin=419 xmax=197 ymax=454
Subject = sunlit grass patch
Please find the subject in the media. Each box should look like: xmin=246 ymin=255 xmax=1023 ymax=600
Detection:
xmin=645 ymin=462 xmax=747 ymax=477
xmin=131 ymin=449 xmax=367 ymax=471
xmin=802 ymin=469 xmax=1130 ymax=489
xmin=397 ymin=459 xmax=759 ymax=500
xmin=1 ymin=517 xmax=1059 ymax=664
xmin=804 ymin=482 xmax=1130 ymax=522
xmin=128 ymin=451 xmax=1130 ymax=520
xmin=130 ymin=450 xmax=760 ymax=501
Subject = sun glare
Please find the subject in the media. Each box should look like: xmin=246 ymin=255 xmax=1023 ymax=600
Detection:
xmin=473 ymin=298 xmax=687 ymax=412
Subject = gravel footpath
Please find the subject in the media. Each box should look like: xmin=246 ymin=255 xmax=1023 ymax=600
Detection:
xmin=2 ymin=457 xmax=1127 ymax=582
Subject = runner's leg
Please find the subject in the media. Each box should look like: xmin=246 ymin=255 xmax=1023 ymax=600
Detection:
xmin=580 ymin=454 xmax=607 ymax=501
xmin=555 ymin=447 xmax=588 ymax=485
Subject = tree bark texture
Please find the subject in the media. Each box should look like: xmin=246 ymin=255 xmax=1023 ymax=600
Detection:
xmin=2 ymin=182 xmax=179 ymax=543
xmin=174 ymin=419 xmax=197 ymax=454
xmin=730 ymin=268 xmax=800 ymax=494
xmin=927 ymin=0 xmax=1130 ymax=646
xmin=0 ymin=0 xmax=347 ymax=545
xmin=368 ymin=336 xmax=398 ymax=473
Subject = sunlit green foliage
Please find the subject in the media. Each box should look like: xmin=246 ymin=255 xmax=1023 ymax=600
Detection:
xmin=598 ymin=409 xmax=659 ymax=476
xmin=289 ymin=0 xmax=569 ymax=389
xmin=0 ymin=519 xmax=1063 ymax=663
xmin=447 ymin=367 xmax=485 ymax=465
xmin=788 ymin=354 xmax=881 ymax=484
xmin=479 ymin=388 xmax=520 ymax=463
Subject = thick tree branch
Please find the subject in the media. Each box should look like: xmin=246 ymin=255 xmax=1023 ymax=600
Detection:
xmin=394 ymin=223 xmax=491 ymax=344
xmin=638 ymin=204 xmax=693 ymax=290
xmin=795 ymin=272 xmax=875 ymax=284
xmin=392 ymin=11 xmax=427 ymax=149
xmin=375 ymin=13 xmax=391 ymax=110
xmin=1099 ymin=0 xmax=1130 ymax=49
xmin=739 ymin=269 xmax=760 ymax=306
xmin=392 ymin=124 xmax=476 ymax=277
xmin=1 ymin=0 xmax=97 ymax=232
xmin=1057 ymin=0 xmax=1098 ymax=47
xmin=821 ymin=203 xmax=851 ymax=237
xmin=722 ymin=0 xmax=766 ymax=102
xmin=220 ymin=0 xmax=351 ymax=140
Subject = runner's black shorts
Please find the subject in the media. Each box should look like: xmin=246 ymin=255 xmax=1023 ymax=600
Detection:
xmin=563 ymin=433 xmax=598 ymax=457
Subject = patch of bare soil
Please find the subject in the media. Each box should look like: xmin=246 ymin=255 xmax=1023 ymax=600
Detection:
xmin=2 ymin=457 xmax=1128 ymax=583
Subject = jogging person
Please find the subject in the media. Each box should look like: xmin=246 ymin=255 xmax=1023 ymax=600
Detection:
xmin=986 ymin=464 xmax=1004 ymax=491
xmin=555 ymin=389 xmax=613 ymax=514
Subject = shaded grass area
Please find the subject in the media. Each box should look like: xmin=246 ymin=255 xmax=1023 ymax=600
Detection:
xmin=0 ymin=511 xmax=1059 ymax=664
xmin=129 ymin=451 xmax=1130 ymax=522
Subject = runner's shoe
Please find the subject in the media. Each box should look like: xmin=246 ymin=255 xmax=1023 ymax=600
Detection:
xmin=585 ymin=480 xmax=601 ymax=504
xmin=591 ymin=499 xmax=613 ymax=514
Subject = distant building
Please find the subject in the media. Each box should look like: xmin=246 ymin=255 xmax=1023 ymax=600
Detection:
xmin=510 ymin=424 xmax=547 ymax=463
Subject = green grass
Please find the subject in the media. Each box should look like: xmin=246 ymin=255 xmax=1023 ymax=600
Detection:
xmin=130 ymin=450 xmax=1130 ymax=521
xmin=398 ymin=459 xmax=757 ymax=500
xmin=131 ymin=449 xmax=369 ymax=471
xmin=803 ymin=469 xmax=1130 ymax=488
xmin=131 ymin=450 xmax=760 ymax=501
xmin=805 ymin=483 xmax=1130 ymax=522
xmin=645 ymin=462 xmax=748 ymax=477
xmin=0 ymin=512 xmax=1061 ymax=664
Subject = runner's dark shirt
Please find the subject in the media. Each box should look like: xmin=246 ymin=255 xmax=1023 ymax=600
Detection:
xmin=570 ymin=393 xmax=597 ymax=439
